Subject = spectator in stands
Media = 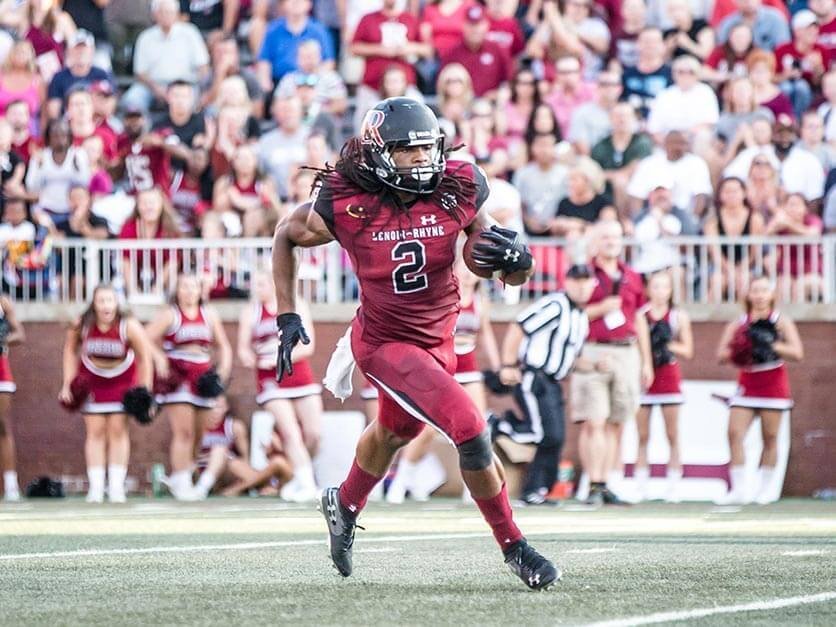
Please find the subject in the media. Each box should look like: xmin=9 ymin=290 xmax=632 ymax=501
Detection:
xmin=24 ymin=1 xmax=78 ymax=81
xmin=484 ymin=0 xmax=525 ymax=58
xmin=25 ymin=118 xmax=90 ymax=230
xmin=273 ymin=39 xmax=347 ymax=109
xmin=351 ymin=0 xmax=430 ymax=117
xmin=798 ymin=111 xmax=836 ymax=173
xmin=704 ymin=22 xmax=758 ymax=84
xmin=181 ymin=0 xmax=240 ymax=35
xmin=83 ymin=135 xmax=114 ymax=198
xmin=67 ymin=89 xmax=117 ymax=165
xmin=123 ymin=0 xmax=210 ymax=113
xmin=257 ymin=94 xmax=308 ymax=200
xmin=525 ymin=102 xmax=563 ymax=148
xmin=257 ymin=0 xmax=334 ymax=88
xmin=434 ymin=63 xmax=474 ymax=132
xmin=6 ymin=100 xmax=37 ymax=166
xmin=622 ymin=27 xmax=672 ymax=119
xmin=704 ymin=176 xmax=765 ymax=301
xmin=421 ymin=0 xmax=475 ymax=62
xmin=440 ymin=4 xmax=511 ymax=98
xmin=152 ymin=81 xmax=212 ymax=230
xmin=745 ymin=154 xmax=781 ymax=217
xmin=817 ymin=69 xmax=836 ymax=142
xmin=610 ymin=0 xmax=648 ymax=70
xmin=554 ymin=158 xmax=616 ymax=237
xmin=772 ymin=116 xmax=827 ymax=207
xmin=118 ymin=187 xmax=179 ymax=293
xmin=714 ymin=78 xmax=774 ymax=158
xmin=526 ymin=0 xmax=611 ymax=81
xmin=573 ymin=219 xmax=651 ymax=506
xmin=55 ymin=185 xmax=111 ymax=297
xmin=628 ymin=130 xmax=713 ymax=219
xmin=207 ymin=144 xmax=280 ymax=238
xmin=546 ymin=55 xmax=596 ymax=136
xmin=663 ymin=0 xmax=715 ymax=61
xmin=568 ymin=70 xmax=622 ymax=156
xmin=717 ymin=0 xmax=790 ymax=51
xmin=0 ymin=198 xmax=36 ymax=277
xmin=0 ymin=41 xmax=43 ymax=128
xmin=647 ymin=55 xmax=720 ymax=140
xmin=810 ymin=0 xmax=836 ymax=55
xmin=774 ymin=11 xmax=828 ymax=120
xmin=200 ymin=33 xmax=264 ymax=118
xmin=46 ymin=30 xmax=111 ymax=120
xmin=592 ymin=103 xmax=654 ymax=215
xmin=207 ymin=76 xmax=260 ymax=178
xmin=513 ymin=132 xmax=569 ymax=236
xmin=0 ymin=119 xmax=26 ymax=210
xmin=498 ymin=66 xmax=541 ymax=153
xmin=480 ymin=151 xmax=524 ymax=234
xmin=747 ymin=50 xmax=794 ymax=121
xmin=115 ymin=107 xmax=174 ymax=197
xmin=91 ymin=80 xmax=123 ymax=136
xmin=461 ymin=98 xmax=506 ymax=163
xmin=63 ymin=0 xmax=113 ymax=71
xmin=631 ymin=177 xmax=700 ymax=274
xmin=767 ymin=192 xmax=825 ymax=301
xmin=723 ymin=116 xmax=779 ymax=177
xmin=106 ymin=0 xmax=155 ymax=76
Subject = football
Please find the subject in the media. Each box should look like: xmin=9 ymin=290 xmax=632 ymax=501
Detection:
xmin=462 ymin=230 xmax=496 ymax=279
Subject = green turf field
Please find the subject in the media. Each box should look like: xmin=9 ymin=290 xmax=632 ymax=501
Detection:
xmin=1 ymin=499 xmax=834 ymax=626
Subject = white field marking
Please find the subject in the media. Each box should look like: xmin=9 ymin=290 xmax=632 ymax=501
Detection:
xmin=708 ymin=506 xmax=742 ymax=514
xmin=781 ymin=549 xmax=827 ymax=556
xmin=565 ymin=548 xmax=618 ymax=554
xmin=0 ymin=532 xmax=492 ymax=562
xmin=585 ymin=591 xmax=836 ymax=627
xmin=353 ymin=548 xmax=400 ymax=554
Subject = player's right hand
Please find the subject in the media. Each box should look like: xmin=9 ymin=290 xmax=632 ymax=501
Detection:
xmin=276 ymin=313 xmax=310 ymax=382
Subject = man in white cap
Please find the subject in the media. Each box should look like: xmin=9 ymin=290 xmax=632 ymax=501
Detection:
xmin=46 ymin=30 xmax=112 ymax=120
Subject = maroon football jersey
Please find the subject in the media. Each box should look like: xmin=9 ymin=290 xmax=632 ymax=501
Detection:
xmin=314 ymin=161 xmax=489 ymax=348
xmin=116 ymin=132 xmax=172 ymax=194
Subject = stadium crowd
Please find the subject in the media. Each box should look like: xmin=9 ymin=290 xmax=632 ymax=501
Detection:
xmin=0 ymin=1 xmax=824 ymax=505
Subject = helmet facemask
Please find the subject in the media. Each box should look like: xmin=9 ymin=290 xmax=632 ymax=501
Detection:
xmin=368 ymin=135 xmax=446 ymax=195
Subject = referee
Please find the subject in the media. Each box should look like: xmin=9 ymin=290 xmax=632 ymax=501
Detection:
xmin=497 ymin=264 xmax=596 ymax=505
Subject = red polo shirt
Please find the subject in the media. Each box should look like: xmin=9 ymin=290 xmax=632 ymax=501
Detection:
xmin=353 ymin=10 xmax=420 ymax=90
xmin=587 ymin=259 xmax=645 ymax=343
xmin=774 ymin=42 xmax=830 ymax=84
xmin=486 ymin=16 xmax=525 ymax=57
xmin=440 ymin=40 xmax=512 ymax=97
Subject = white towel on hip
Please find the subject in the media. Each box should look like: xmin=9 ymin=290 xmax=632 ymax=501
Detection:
xmin=323 ymin=326 xmax=356 ymax=401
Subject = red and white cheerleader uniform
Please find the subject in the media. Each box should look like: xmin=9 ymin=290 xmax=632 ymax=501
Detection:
xmin=454 ymin=294 xmax=483 ymax=384
xmin=196 ymin=416 xmax=239 ymax=469
xmin=251 ymin=302 xmax=321 ymax=405
xmin=640 ymin=306 xmax=684 ymax=406
xmin=157 ymin=305 xmax=215 ymax=408
xmin=78 ymin=319 xmax=137 ymax=414
xmin=729 ymin=312 xmax=793 ymax=410
xmin=0 ymin=302 xmax=15 ymax=394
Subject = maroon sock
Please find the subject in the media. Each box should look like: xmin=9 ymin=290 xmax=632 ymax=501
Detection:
xmin=338 ymin=460 xmax=382 ymax=516
xmin=473 ymin=483 xmax=524 ymax=550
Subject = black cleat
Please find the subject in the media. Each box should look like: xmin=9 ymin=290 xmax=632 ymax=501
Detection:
xmin=585 ymin=488 xmax=604 ymax=506
xmin=319 ymin=487 xmax=362 ymax=577
xmin=504 ymin=540 xmax=561 ymax=591
xmin=600 ymin=486 xmax=629 ymax=506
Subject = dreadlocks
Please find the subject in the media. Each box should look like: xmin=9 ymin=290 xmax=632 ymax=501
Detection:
xmin=306 ymin=137 xmax=477 ymax=229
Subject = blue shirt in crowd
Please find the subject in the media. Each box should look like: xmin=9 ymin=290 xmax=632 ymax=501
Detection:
xmin=259 ymin=17 xmax=334 ymax=81
xmin=717 ymin=7 xmax=791 ymax=51
xmin=47 ymin=67 xmax=112 ymax=103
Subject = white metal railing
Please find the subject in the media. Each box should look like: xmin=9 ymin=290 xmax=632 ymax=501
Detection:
xmin=3 ymin=235 xmax=834 ymax=306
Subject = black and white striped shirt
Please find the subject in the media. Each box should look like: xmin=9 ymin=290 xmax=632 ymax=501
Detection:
xmin=516 ymin=292 xmax=589 ymax=381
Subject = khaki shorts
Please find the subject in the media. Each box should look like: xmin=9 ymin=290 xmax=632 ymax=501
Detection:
xmin=570 ymin=343 xmax=641 ymax=424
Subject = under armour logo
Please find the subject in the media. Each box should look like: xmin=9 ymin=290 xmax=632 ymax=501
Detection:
xmin=529 ymin=573 xmax=540 ymax=586
xmin=420 ymin=214 xmax=437 ymax=226
xmin=504 ymin=249 xmax=520 ymax=262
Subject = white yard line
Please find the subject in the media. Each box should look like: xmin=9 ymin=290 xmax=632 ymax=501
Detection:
xmin=565 ymin=548 xmax=618 ymax=554
xmin=585 ymin=591 xmax=836 ymax=627
xmin=781 ymin=549 xmax=827 ymax=556
xmin=0 ymin=532 xmax=490 ymax=561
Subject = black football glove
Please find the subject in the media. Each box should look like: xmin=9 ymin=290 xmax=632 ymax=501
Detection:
xmin=276 ymin=312 xmax=310 ymax=382
xmin=471 ymin=226 xmax=533 ymax=275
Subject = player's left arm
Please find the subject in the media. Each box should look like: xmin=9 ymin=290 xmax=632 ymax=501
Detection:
xmin=464 ymin=165 xmax=534 ymax=286
xmin=773 ymin=314 xmax=804 ymax=362
xmin=207 ymin=307 xmax=234 ymax=382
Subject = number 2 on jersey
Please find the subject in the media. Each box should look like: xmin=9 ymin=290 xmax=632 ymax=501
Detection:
xmin=391 ymin=241 xmax=428 ymax=294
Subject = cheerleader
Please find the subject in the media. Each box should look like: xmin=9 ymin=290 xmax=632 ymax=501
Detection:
xmin=193 ymin=396 xmax=293 ymax=498
xmin=237 ymin=270 xmax=322 ymax=502
xmin=633 ymin=271 xmax=693 ymax=502
xmin=58 ymin=285 xmax=155 ymax=503
xmin=716 ymin=275 xmax=803 ymax=504
xmin=146 ymin=274 xmax=233 ymax=500
xmin=0 ymin=296 xmax=24 ymax=501
xmin=386 ymin=257 xmax=500 ymax=504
